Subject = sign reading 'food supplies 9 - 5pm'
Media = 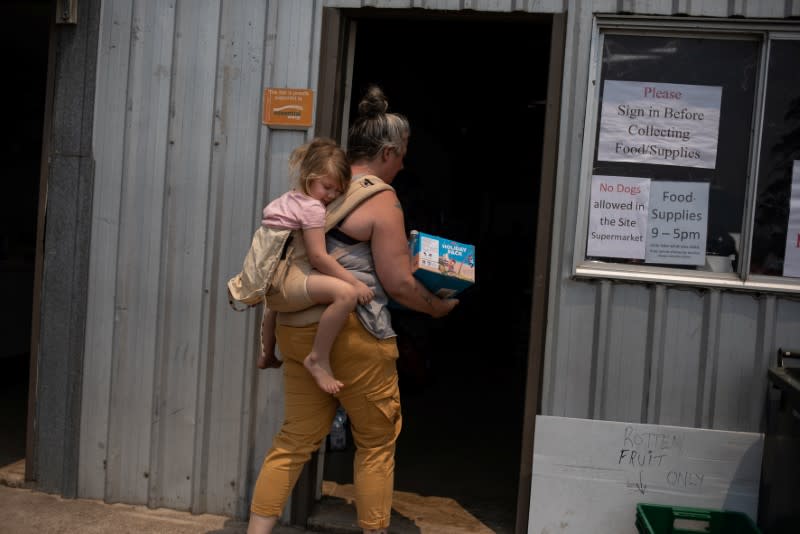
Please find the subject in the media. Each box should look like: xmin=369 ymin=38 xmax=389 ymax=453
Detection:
xmin=597 ymin=81 xmax=722 ymax=169
xmin=263 ymin=88 xmax=314 ymax=129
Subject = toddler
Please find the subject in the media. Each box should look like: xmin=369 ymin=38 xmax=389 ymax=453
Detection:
xmin=258 ymin=138 xmax=373 ymax=394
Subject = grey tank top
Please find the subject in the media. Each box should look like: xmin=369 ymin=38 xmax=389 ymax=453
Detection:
xmin=326 ymin=233 xmax=396 ymax=340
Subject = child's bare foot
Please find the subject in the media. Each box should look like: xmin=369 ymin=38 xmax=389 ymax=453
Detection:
xmin=257 ymin=345 xmax=282 ymax=369
xmin=304 ymin=352 xmax=343 ymax=394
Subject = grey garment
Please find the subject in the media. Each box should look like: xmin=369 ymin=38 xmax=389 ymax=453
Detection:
xmin=326 ymin=234 xmax=396 ymax=340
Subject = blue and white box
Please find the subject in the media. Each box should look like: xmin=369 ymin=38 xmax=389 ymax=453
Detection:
xmin=409 ymin=231 xmax=475 ymax=298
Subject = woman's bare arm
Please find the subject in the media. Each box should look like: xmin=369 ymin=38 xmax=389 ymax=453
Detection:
xmin=364 ymin=191 xmax=458 ymax=318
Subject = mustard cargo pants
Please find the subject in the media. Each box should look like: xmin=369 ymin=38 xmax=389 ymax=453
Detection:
xmin=250 ymin=314 xmax=402 ymax=531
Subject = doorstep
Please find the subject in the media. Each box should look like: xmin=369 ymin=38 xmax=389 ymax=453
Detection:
xmin=0 ymin=459 xmax=27 ymax=488
xmin=307 ymin=496 xmax=420 ymax=533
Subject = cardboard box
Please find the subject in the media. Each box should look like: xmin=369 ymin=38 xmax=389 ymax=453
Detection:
xmin=409 ymin=231 xmax=475 ymax=298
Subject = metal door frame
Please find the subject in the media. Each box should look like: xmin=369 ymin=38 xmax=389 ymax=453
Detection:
xmin=311 ymin=8 xmax=565 ymax=533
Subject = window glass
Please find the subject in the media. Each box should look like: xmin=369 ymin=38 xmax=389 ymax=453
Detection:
xmin=585 ymin=34 xmax=759 ymax=272
xmin=750 ymin=40 xmax=800 ymax=277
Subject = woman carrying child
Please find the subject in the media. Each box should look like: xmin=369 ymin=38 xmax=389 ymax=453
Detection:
xmin=248 ymin=86 xmax=458 ymax=534
xmin=257 ymin=138 xmax=374 ymax=394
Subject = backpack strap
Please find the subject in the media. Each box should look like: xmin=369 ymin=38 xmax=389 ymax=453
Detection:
xmin=323 ymin=175 xmax=393 ymax=233
xmin=273 ymin=175 xmax=394 ymax=325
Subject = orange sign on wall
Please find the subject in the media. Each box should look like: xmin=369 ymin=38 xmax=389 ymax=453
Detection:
xmin=262 ymin=88 xmax=314 ymax=129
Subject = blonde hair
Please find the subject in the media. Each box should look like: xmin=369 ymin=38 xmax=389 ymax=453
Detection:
xmin=347 ymin=85 xmax=409 ymax=162
xmin=289 ymin=138 xmax=351 ymax=195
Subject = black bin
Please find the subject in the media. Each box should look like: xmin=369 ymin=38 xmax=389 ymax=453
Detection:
xmin=758 ymin=348 xmax=800 ymax=534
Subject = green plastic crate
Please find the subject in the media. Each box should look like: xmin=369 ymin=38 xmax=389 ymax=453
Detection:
xmin=636 ymin=503 xmax=761 ymax=534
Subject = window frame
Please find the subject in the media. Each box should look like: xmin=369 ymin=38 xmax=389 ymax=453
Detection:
xmin=572 ymin=16 xmax=800 ymax=294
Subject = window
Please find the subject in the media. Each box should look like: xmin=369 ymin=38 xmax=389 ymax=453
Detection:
xmin=575 ymin=20 xmax=800 ymax=293
xmin=751 ymin=39 xmax=800 ymax=278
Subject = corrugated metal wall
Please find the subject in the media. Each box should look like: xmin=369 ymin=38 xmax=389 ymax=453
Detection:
xmin=542 ymin=0 xmax=800 ymax=431
xmin=81 ymin=0 xmax=323 ymax=517
xmin=78 ymin=0 xmax=800 ymax=519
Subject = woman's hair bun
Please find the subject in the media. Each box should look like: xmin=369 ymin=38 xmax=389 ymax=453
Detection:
xmin=357 ymin=85 xmax=389 ymax=117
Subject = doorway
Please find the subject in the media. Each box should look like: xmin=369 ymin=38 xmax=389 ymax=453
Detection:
xmin=0 ymin=1 xmax=51 ymax=476
xmin=322 ymin=12 xmax=553 ymax=533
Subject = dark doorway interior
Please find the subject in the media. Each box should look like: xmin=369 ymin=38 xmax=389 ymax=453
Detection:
xmin=0 ymin=1 xmax=50 ymax=470
xmin=323 ymin=14 xmax=551 ymax=533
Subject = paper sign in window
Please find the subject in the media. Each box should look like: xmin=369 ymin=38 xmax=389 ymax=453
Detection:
xmin=646 ymin=182 xmax=710 ymax=265
xmin=598 ymin=81 xmax=722 ymax=169
xmin=784 ymin=161 xmax=800 ymax=278
xmin=587 ymin=175 xmax=651 ymax=260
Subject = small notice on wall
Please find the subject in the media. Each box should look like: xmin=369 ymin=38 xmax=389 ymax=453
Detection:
xmin=262 ymin=88 xmax=314 ymax=129
xmin=597 ymin=81 xmax=722 ymax=169
xmin=784 ymin=161 xmax=800 ymax=278
xmin=646 ymin=181 xmax=710 ymax=265
xmin=587 ymin=175 xmax=650 ymax=259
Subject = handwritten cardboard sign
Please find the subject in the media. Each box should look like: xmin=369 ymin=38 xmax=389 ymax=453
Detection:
xmin=529 ymin=416 xmax=762 ymax=534
xmin=262 ymin=88 xmax=313 ymax=129
xmin=598 ymin=81 xmax=722 ymax=169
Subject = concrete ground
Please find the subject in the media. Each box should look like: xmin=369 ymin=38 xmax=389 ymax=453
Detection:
xmin=0 ymin=461 xmax=419 ymax=534
xmin=0 ymin=484 xmax=316 ymax=534
xmin=0 ymin=460 xmax=312 ymax=534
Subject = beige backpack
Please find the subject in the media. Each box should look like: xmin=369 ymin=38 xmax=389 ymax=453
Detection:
xmin=226 ymin=175 xmax=392 ymax=311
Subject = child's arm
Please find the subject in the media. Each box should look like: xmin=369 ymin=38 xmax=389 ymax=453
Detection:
xmin=302 ymin=227 xmax=374 ymax=304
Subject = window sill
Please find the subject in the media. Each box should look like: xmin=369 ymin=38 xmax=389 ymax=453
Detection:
xmin=574 ymin=261 xmax=800 ymax=295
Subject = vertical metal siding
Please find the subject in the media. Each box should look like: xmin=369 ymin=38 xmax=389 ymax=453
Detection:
xmin=80 ymin=0 xmax=134 ymax=502
xmin=542 ymin=0 xmax=800 ymax=433
xmin=81 ymin=0 xmax=326 ymax=516
xmin=80 ymin=0 xmax=800 ymax=518
xmin=149 ymin=0 xmax=220 ymax=511
xmin=110 ymin=0 xmax=177 ymax=506
xmin=202 ymin=0 xmax=269 ymax=518
xmin=325 ymin=0 xmax=566 ymax=12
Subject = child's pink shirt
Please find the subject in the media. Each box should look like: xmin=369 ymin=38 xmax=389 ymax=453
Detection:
xmin=261 ymin=190 xmax=326 ymax=230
